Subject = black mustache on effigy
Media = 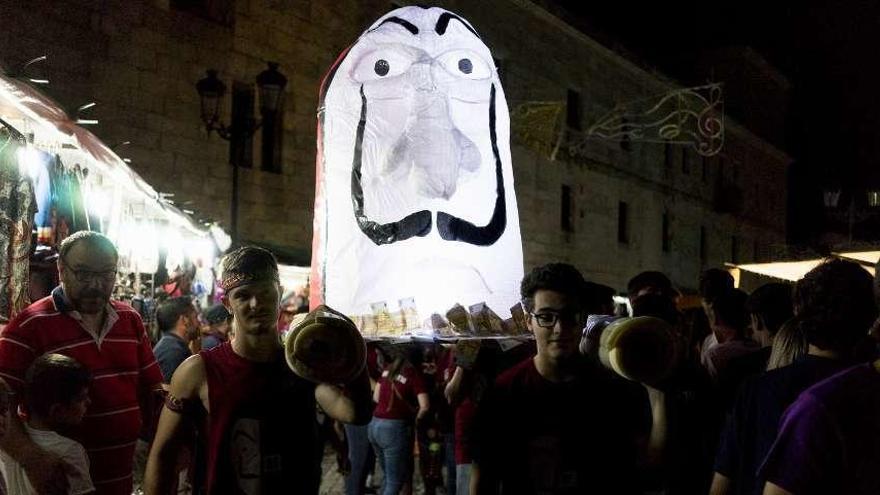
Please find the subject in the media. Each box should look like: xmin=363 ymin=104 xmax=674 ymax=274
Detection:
xmin=349 ymin=84 xmax=507 ymax=246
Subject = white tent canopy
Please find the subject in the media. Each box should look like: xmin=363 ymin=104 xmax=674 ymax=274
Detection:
xmin=278 ymin=264 xmax=310 ymax=295
xmin=0 ymin=72 xmax=231 ymax=277
xmin=0 ymin=72 xmax=206 ymax=236
xmin=834 ymin=251 xmax=880 ymax=265
xmin=732 ymin=251 xmax=878 ymax=282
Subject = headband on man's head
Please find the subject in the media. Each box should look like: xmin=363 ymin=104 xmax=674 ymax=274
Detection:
xmin=220 ymin=271 xmax=280 ymax=291
xmin=219 ymin=245 xmax=280 ymax=291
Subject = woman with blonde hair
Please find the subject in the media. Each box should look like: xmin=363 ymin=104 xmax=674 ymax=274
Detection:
xmin=766 ymin=317 xmax=808 ymax=371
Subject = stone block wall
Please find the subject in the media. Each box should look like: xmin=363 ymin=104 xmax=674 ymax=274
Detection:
xmin=0 ymin=0 xmax=789 ymax=290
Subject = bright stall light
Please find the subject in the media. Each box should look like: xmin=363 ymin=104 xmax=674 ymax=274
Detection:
xmin=130 ymin=220 xmax=159 ymax=273
xmin=734 ymin=260 xmax=825 ymax=282
xmin=87 ymin=189 xmax=111 ymax=218
xmin=104 ymin=185 xmax=124 ymax=245
xmin=210 ymin=224 xmax=232 ymax=252
xmin=163 ymin=227 xmax=186 ymax=273
xmin=184 ymin=236 xmax=216 ymax=267
xmin=16 ymin=146 xmax=42 ymax=181
xmin=116 ymin=221 xmax=159 ymax=273
xmin=834 ymin=251 xmax=880 ymax=265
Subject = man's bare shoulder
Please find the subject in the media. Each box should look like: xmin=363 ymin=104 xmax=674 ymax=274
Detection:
xmin=168 ymin=354 xmax=208 ymax=400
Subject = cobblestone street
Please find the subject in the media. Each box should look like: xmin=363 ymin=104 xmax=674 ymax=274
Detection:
xmin=320 ymin=447 xmax=430 ymax=495
xmin=318 ymin=448 xmax=348 ymax=495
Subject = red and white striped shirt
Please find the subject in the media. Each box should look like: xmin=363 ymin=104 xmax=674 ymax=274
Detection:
xmin=0 ymin=287 xmax=163 ymax=495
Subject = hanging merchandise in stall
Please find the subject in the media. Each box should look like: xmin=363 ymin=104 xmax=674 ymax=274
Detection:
xmin=311 ymin=6 xmax=526 ymax=340
xmin=27 ymin=148 xmax=92 ymax=248
xmin=0 ymin=121 xmax=36 ymax=323
xmin=16 ymin=144 xmax=94 ymax=301
xmin=0 ymin=69 xmax=228 ymax=325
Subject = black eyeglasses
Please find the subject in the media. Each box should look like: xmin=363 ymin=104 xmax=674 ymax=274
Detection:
xmin=62 ymin=256 xmax=117 ymax=283
xmin=528 ymin=310 xmax=587 ymax=329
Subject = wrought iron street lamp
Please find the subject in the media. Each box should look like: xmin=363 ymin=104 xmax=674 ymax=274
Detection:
xmin=195 ymin=62 xmax=288 ymax=244
xmin=256 ymin=63 xmax=287 ymax=116
xmin=822 ymin=187 xmax=880 ymax=244
xmin=196 ymin=69 xmax=226 ymax=134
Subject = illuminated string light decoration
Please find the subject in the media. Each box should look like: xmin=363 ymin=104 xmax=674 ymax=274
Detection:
xmin=510 ymin=84 xmax=724 ymax=158
xmin=508 ymin=101 xmax=566 ymax=158
xmin=585 ymin=83 xmax=724 ymax=157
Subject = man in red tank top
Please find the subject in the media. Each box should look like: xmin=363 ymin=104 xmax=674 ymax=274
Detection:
xmin=144 ymin=246 xmax=372 ymax=495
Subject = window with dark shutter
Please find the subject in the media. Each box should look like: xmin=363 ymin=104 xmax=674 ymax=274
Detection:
xmin=171 ymin=0 xmax=234 ymax=25
xmin=618 ymin=201 xmax=629 ymax=244
xmin=561 ymin=185 xmax=574 ymax=233
xmin=700 ymin=226 xmax=707 ymax=264
xmin=230 ymin=82 xmax=254 ymax=169
xmin=662 ymin=212 xmax=670 ymax=252
xmin=260 ymin=98 xmax=284 ymax=173
xmin=664 ymin=141 xmax=673 ymax=172
xmin=567 ymin=89 xmax=582 ymax=131
xmin=731 ymin=235 xmax=739 ymax=264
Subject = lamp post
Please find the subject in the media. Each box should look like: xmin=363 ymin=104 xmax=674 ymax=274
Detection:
xmin=822 ymin=188 xmax=880 ymax=245
xmin=196 ymin=62 xmax=287 ymax=245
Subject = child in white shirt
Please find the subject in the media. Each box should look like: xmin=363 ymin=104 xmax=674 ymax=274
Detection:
xmin=0 ymin=354 xmax=94 ymax=495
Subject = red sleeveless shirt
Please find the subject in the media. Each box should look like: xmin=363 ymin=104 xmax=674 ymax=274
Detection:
xmin=200 ymin=343 xmax=319 ymax=494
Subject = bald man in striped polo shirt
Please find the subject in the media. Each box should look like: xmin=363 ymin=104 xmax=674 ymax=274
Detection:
xmin=0 ymin=231 xmax=164 ymax=495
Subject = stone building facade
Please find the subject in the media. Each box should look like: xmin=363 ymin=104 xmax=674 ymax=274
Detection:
xmin=0 ymin=0 xmax=789 ymax=293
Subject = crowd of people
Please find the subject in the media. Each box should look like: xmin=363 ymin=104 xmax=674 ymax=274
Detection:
xmin=0 ymin=230 xmax=877 ymax=495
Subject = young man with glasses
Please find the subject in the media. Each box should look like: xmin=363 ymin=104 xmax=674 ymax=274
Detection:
xmin=472 ymin=263 xmax=656 ymax=495
xmin=0 ymin=231 xmax=164 ymax=495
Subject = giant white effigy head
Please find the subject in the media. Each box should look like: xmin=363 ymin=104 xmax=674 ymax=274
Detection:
xmin=310 ymin=6 xmax=523 ymax=332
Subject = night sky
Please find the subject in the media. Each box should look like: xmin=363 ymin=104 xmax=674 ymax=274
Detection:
xmin=551 ymin=0 xmax=880 ymax=245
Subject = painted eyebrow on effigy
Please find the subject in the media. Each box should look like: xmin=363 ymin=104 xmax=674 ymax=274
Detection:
xmin=435 ymin=13 xmax=481 ymax=39
xmin=369 ymin=17 xmax=420 ymax=35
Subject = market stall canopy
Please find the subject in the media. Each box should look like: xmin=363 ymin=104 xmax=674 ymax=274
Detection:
xmin=732 ymin=251 xmax=878 ymax=282
xmin=0 ymin=71 xmax=77 ymax=147
xmin=0 ymin=72 xmax=206 ymax=236
xmin=278 ymin=264 xmax=310 ymax=293
xmin=834 ymin=250 xmax=880 ymax=265
xmin=732 ymin=260 xmax=825 ymax=282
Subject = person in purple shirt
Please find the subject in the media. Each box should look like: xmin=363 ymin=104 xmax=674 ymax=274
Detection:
xmin=760 ymin=257 xmax=880 ymax=495
xmin=760 ymin=360 xmax=880 ymax=495
xmin=710 ymin=259 xmax=877 ymax=495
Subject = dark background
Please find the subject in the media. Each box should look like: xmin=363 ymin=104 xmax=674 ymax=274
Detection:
xmin=547 ymin=0 xmax=880 ymax=247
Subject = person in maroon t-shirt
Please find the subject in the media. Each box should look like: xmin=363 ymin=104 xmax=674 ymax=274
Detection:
xmin=144 ymin=246 xmax=373 ymax=495
xmin=433 ymin=344 xmax=458 ymax=495
xmin=344 ymin=343 xmax=385 ymax=495
xmin=369 ymin=346 xmax=429 ymax=495
xmin=415 ymin=344 xmax=453 ymax=495
xmin=445 ymin=343 xmax=492 ymax=495
xmin=473 ymin=263 xmax=662 ymax=495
